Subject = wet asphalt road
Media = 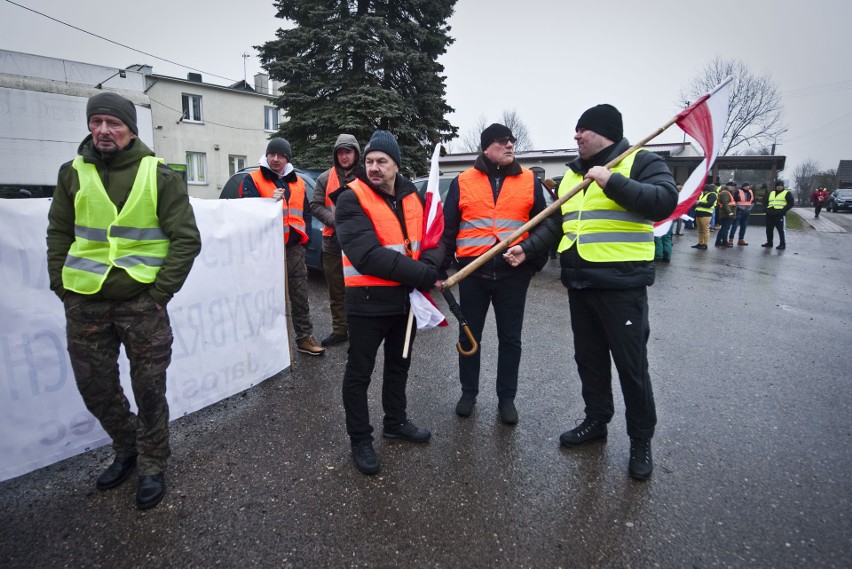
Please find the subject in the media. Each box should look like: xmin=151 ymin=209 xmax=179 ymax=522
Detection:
xmin=2 ymin=209 xmax=851 ymax=568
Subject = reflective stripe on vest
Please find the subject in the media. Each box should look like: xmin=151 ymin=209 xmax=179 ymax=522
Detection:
xmin=62 ymin=155 xmax=169 ymax=294
xmin=342 ymin=179 xmax=423 ymax=287
xmin=735 ymin=188 xmax=754 ymax=206
xmin=249 ymin=169 xmax=309 ymax=244
xmin=322 ymin=168 xmax=339 ymax=238
xmin=455 ymin=168 xmax=534 ymax=257
xmin=557 ymin=149 xmax=654 ymax=262
xmin=767 ymin=189 xmax=789 ymax=210
xmin=695 ymin=191 xmax=717 ymax=214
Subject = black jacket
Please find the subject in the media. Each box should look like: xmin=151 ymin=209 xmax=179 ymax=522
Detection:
xmin=335 ymin=173 xmax=444 ymax=317
xmin=440 ymin=154 xmax=550 ymax=280
xmin=521 ymin=138 xmax=678 ymax=290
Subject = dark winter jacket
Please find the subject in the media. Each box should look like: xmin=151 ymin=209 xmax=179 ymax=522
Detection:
xmin=47 ymin=135 xmax=201 ymax=306
xmin=310 ymin=134 xmax=361 ymax=255
xmin=240 ymin=162 xmax=313 ymax=248
xmin=335 ymin=172 xmax=444 ymax=317
xmin=520 ymin=138 xmax=678 ymax=290
xmin=440 ymin=154 xmax=551 ymax=280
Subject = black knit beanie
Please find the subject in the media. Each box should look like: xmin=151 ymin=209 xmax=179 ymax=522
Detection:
xmin=576 ymin=104 xmax=623 ymax=142
xmin=480 ymin=123 xmax=514 ymax=150
xmin=365 ymin=130 xmax=401 ymax=166
xmin=266 ymin=138 xmax=292 ymax=161
xmin=87 ymin=92 xmax=138 ymax=134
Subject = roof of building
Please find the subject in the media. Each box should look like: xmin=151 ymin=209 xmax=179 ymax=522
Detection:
xmin=837 ymin=160 xmax=852 ymax=187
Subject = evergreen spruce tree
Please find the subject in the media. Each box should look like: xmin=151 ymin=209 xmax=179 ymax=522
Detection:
xmin=256 ymin=0 xmax=458 ymax=177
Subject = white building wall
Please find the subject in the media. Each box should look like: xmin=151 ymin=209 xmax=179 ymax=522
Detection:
xmin=0 ymin=50 xmax=152 ymax=188
xmin=146 ymin=77 xmax=277 ymax=199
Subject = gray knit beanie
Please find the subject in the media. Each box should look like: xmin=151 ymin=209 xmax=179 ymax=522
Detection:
xmin=266 ymin=138 xmax=292 ymax=161
xmin=364 ymin=130 xmax=401 ymax=166
xmin=87 ymin=92 xmax=138 ymax=134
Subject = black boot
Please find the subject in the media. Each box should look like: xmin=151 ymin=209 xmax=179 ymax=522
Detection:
xmin=628 ymin=438 xmax=653 ymax=480
xmin=136 ymin=473 xmax=166 ymax=510
xmin=96 ymin=455 xmax=137 ymax=490
xmin=560 ymin=417 xmax=607 ymax=447
xmin=351 ymin=440 xmax=379 ymax=475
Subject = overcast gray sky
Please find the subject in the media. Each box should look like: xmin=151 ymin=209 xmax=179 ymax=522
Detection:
xmin=2 ymin=0 xmax=851 ymax=178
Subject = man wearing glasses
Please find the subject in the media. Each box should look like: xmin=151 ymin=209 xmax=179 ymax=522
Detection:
xmin=440 ymin=123 xmax=549 ymax=425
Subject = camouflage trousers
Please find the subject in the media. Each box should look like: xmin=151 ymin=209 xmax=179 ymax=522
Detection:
xmin=64 ymin=292 xmax=173 ymax=475
xmin=286 ymin=244 xmax=313 ymax=341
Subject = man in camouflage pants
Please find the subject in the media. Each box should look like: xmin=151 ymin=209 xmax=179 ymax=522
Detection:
xmin=47 ymin=92 xmax=201 ymax=510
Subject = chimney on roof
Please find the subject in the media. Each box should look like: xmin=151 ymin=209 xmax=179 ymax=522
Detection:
xmin=254 ymin=72 xmax=269 ymax=94
xmin=187 ymin=73 xmax=202 ymax=82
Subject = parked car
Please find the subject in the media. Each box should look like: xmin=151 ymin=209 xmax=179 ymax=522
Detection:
xmin=828 ymin=189 xmax=852 ymax=212
xmin=412 ymin=173 xmax=457 ymax=202
xmin=219 ymin=166 xmax=324 ymax=270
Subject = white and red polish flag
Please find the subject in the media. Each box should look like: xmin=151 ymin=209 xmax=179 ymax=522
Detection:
xmin=409 ymin=143 xmax=448 ymax=328
xmin=654 ymin=76 xmax=733 ymax=236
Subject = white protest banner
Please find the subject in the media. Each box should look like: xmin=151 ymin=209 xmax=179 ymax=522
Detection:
xmin=0 ymin=197 xmax=289 ymax=482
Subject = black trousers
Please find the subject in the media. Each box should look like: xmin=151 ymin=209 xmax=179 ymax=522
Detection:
xmin=342 ymin=313 xmax=414 ymax=442
xmin=458 ymin=271 xmax=532 ymax=401
xmin=765 ymin=214 xmax=786 ymax=245
xmin=567 ymin=286 xmax=656 ymax=439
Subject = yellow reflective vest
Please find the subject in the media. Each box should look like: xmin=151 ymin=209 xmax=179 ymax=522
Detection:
xmin=695 ymin=190 xmax=717 ymax=214
xmin=767 ymin=189 xmax=789 ymax=211
xmin=557 ymin=150 xmax=655 ymax=262
xmin=62 ymin=156 xmax=169 ymax=294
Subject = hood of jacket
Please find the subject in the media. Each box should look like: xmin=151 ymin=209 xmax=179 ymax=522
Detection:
xmin=258 ymin=156 xmax=297 ymax=183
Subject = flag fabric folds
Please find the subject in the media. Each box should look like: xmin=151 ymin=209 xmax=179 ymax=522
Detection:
xmin=409 ymin=143 xmax=448 ymax=328
xmin=653 ymin=77 xmax=733 ymax=236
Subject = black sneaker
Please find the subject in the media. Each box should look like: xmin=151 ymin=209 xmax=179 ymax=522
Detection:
xmin=776 ymin=244 xmax=786 ymax=250
xmin=560 ymin=417 xmax=607 ymax=447
xmin=383 ymin=421 xmax=431 ymax=443
xmin=455 ymin=394 xmax=476 ymax=417
xmin=351 ymin=440 xmax=379 ymax=475
xmin=628 ymin=438 xmax=653 ymax=480
xmin=761 ymin=242 xmax=773 ymax=248
xmin=96 ymin=455 xmax=137 ymax=490
xmin=498 ymin=400 xmax=518 ymax=425
xmin=321 ymin=333 xmax=349 ymax=347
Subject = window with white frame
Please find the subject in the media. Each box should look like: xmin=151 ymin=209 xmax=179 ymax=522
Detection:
xmin=181 ymin=94 xmax=203 ymax=122
xmin=264 ymin=106 xmax=279 ymax=131
xmin=229 ymin=155 xmax=246 ymax=177
xmin=186 ymin=152 xmax=207 ymax=184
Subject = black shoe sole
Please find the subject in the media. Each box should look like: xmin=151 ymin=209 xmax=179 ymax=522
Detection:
xmin=382 ymin=431 xmax=431 ymax=443
xmin=136 ymin=485 xmax=166 ymax=510
xmin=559 ymin=432 xmax=607 ymax=448
xmin=629 ymin=468 xmax=653 ymax=481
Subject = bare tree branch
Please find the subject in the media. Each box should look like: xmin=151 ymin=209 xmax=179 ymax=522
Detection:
xmin=678 ymin=57 xmax=787 ymax=155
xmin=456 ymin=110 xmax=535 ymax=153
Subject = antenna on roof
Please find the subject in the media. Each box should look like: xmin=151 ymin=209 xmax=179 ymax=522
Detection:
xmin=241 ymin=52 xmax=250 ymax=83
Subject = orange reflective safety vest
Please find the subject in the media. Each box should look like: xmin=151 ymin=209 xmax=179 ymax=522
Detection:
xmin=342 ymin=179 xmax=423 ymax=287
xmin=735 ymin=188 xmax=754 ymax=207
xmin=455 ymin=168 xmax=534 ymax=257
xmin=248 ymin=169 xmax=308 ymax=244
xmin=322 ymin=168 xmax=340 ymax=238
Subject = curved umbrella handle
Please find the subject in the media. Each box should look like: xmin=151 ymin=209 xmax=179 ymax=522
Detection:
xmin=456 ymin=324 xmax=479 ymax=357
